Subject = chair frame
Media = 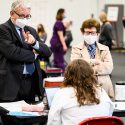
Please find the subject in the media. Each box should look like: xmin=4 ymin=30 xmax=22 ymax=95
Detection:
xmin=78 ymin=116 xmax=124 ymax=125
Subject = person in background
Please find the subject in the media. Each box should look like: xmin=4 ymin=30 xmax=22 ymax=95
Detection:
xmin=64 ymin=20 xmax=73 ymax=48
xmin=122 ymin=16 xmax=125 ymax=28
xmin=99 ymin=11 xmax=115 ymax=50
xmin=0 ymin=0 xmax=51 ymax=103
xmin=90 ymin=13 xmax=94 ymax=19
xmin=47 ymin=59 xmax=114 ymax=125
xmin=70 ymin=18 xmax=114 ymax=99
xmin=37 ymin=23 xmax=51 ymax=67
xmin=50 ymin=8 xmax=67 ymax=71
xmin=37 ymin=23 xmax=47 ymax=43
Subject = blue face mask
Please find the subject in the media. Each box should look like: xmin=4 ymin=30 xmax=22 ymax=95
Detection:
xmin=63 ymin=15 xmax=67 ymax=19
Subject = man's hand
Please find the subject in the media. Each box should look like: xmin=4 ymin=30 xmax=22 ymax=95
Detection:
xmin=22 ymin=31 xmax=36 ymax=45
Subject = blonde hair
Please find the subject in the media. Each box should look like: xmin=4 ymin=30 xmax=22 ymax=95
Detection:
xmin=99 ymin=11 xmax=108 ymax=23
xmin=11 ymin=0 xmax=31 ymax=11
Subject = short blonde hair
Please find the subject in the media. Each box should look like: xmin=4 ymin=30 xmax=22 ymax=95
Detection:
xmin=11 ymin=0 xmax=31 ymax=11
xmin=99 ymin=11 xmax=108 ymax=23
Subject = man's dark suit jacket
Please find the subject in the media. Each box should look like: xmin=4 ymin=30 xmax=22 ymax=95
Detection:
xmin=0 ymin=19 xmax=52 ymax=101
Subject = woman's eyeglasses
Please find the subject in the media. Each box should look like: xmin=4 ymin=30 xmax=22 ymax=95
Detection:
xmin=84 ymin=31 xmax=97 ymax=36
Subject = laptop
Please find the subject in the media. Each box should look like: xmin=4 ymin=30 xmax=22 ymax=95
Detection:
xmin=45 ymin=87 xmax=60 ymax=109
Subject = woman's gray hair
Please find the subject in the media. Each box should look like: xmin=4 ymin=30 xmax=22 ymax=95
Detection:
xmin=11 ymin=0 xmax=31 ymax=11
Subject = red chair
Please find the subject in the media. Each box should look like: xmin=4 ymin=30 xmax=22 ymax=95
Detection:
xmin=78 ymin=116 xmax=124 ymax=125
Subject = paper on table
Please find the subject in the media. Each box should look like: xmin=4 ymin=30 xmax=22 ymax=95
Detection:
xmin=114 ymin=102 xmax=125 ymax=110
xmin=44 ymin=77 xmax=64 ymax=82
xmin=8 ymin=111 xmax=40 ymax=116
xmin=0 ymin=100 xmax=26 ymax=112
xmin=0 ymin=101 xmax=43 ymax=116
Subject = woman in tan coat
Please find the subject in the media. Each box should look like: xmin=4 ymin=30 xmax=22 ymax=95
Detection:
xmin=70 ymin=18 xmax=114 ymax=98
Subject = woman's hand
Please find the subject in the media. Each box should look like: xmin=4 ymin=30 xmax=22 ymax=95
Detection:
xmin=90 ymin=59 xmax=102 ymax=66
xmin=63 ymin=44 xmax=68 ymax=53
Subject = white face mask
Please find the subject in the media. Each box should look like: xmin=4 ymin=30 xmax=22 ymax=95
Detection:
xmin=15 ymin=18 xmax=28 ymax=28
xmin=83 ymin=34 xmax=98 ymax=45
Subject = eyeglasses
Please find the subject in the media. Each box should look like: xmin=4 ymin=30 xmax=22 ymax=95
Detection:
xmin=14 ymin=11 xmax=31 ymax=19
xmin=84 ymin=31 xmax=97 ymax=36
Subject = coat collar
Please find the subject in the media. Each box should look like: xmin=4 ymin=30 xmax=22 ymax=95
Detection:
xmin=75 ymin=41 xmax=107 ymax=51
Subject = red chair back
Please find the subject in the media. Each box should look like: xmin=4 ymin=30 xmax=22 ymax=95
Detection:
xmin=78 ymin=116 xmax=124 ymax=125
xmin=43 ymin=77 xmax=64 ymax=87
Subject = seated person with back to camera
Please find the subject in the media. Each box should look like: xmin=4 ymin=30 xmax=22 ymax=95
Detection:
xmin=47 ymin=59 xmax=114 ymax=125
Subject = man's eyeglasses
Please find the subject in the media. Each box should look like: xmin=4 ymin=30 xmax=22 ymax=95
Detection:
xmin=14 ymin=11 xmax=31 ymax=19
xmin=84 ymin=31 xmax=97 ymax=36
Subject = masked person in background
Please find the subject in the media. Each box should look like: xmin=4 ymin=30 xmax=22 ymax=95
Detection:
xmin=0 ymin=0 xmax=51 ymax=103
xmin=70 ymin=18 xmax=114 ymax=99
xmin=50 ymin=8 xmax=68 ymax=71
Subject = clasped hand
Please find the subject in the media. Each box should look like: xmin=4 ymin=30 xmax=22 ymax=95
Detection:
xmin=91 ymin=59 xmax=102 ymax=66
xmin=22 ymin=31 xmax=35 ymax=45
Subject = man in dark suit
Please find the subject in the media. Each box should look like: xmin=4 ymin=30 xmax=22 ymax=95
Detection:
xmin=0 ymin=0 xmax=51 ymax=103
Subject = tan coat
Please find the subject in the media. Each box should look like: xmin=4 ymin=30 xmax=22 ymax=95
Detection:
xmin=70 ymin=42 xmax=114 ymax=98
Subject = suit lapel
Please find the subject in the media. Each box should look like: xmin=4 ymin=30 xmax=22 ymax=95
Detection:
xmin=8 ymin=19 xmax=23 ymax=46
xmin=8 ymin=19 xmax=33 ymax=50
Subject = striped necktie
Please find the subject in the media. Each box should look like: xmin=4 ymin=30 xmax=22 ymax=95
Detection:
xmin=87 ymin=44 xmax=96 ymax=59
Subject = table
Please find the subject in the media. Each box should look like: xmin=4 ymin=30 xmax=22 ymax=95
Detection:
xmin=1 ymin=110 xmax=123 ymax=125
xmin=113 ymin=101 xmax=125 ymax=117
xmin=0 ymin=106 xmax=48 ymax=125
xmin=0 ymin=102 xmax=125 ymax=125
xmin=1 ymin=115 xmax=47 ymax=125
xmin=113 ymin=110 xmax=125 ymax=117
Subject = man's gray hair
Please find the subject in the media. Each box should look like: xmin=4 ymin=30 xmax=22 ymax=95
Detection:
xmin=11 ymin=0 xmax=31 ymax=11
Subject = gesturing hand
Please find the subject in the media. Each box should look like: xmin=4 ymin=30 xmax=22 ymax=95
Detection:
xmin=22 ymin=31 xmax=36 ymax=45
